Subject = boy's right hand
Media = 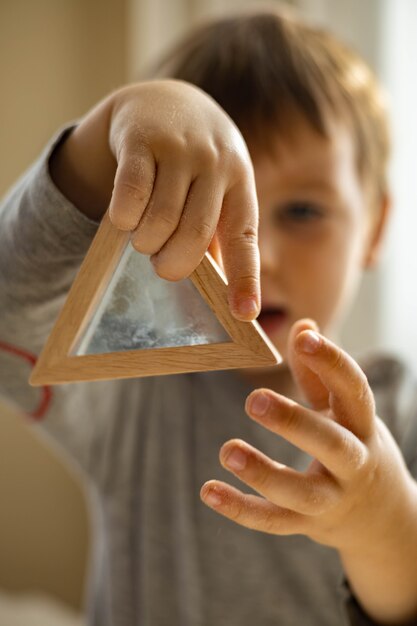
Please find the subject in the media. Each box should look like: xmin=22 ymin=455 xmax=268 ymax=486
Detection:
xmin=50 ymin=80 xmax=260 ymax=321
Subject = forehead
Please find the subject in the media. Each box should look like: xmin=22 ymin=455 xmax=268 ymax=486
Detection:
xmin=246 ymin=114 xmax=358 ymax=190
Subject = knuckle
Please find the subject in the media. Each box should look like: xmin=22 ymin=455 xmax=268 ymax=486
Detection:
xmin=225 ymin=229 xmax=258 ymax=267
xmin=214 ymin=143 xmax=235 ymax=168
xmin=188 ymin=220 xmax=215 ymax=242
xmin=232 ymin=274 xmax=258 ymax=293
xmin=262 ymin=507 xmax=279 ymax=534
xmin=252 ymin=458 xmax=273 ymax=491
xmin=228 ymin=497 xmax=246 ymax=524
xmin=143 ymin=209 xmax=178 ymax=234
xmin=196 ymin=142 xmax=220 ymax=167
xmin=356 ymin=373 xmax=375 ymax=412
xmin=348 ymin=442 xmax=370 ymax=475
xmin=235 ymin=225 xmax=258 ymax=244
xmin=231 ymin=154 xmax=251 ymax=179
xmin=303 ymin=481 xmax=329 ymax=515
xmin=216 ymin=135 xmax=250 ymax=171
xmin=158 ymin=133 xmax=188 ymax=155
xmin=282 ymin=403 xmax=301 ymax=435
xmin=118 ymin=115 xmax=147 ymax=142
xmin=329 ymin=428 xmax=351 ymax=460
xmin=117 ymin=179 xmax=149 ymax=205
xmin=328 ymin=349 xmax=344 ymax=374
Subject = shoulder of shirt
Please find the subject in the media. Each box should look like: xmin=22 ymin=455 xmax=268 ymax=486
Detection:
xmin=358 ymin=351 xmax=414 ymax=391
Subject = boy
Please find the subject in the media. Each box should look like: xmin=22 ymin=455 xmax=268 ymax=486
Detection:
xmin=1 ymin=8 xmax=417 ymax=626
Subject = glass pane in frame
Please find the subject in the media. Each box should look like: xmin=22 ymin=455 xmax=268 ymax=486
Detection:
xmin=72 ymin=243 xmax=230 ymax=355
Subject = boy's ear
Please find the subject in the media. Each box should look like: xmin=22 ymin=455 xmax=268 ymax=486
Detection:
xmin=363 ymin=191 xmax=391 ymax=269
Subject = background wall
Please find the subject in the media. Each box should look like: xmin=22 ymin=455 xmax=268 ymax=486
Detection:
xmin=0 ymin=0 xmax=415 ymax=619
xmin=379 ymin=0 xmax=417 ymax=371
xmin=0 ymin=0 xmax=128 ymax=194
xmin=0 ymin=0 xmax=128 ymax=614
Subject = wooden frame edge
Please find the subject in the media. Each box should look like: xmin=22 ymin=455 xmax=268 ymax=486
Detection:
xmin=190 ymin=254 xmax=280 ymax=362
xmin=30 ymin=212 xmax=281 ymax=386
xmin=30 ymin=342 xmax=276 ymax=385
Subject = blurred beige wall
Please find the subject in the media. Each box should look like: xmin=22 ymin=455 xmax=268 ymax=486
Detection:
xmin=0 ymin=0 xmax=128 ymax=196
xmin=0 ymin=0 xmax=128 ymax=612
xmin=128 ymin=0 xmax=294 ymax=78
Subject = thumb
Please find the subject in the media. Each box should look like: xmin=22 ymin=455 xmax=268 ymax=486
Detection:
xmin=287 ymin=319 xmax=329 ymax=410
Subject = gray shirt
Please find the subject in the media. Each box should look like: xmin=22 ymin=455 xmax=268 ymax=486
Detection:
xmin=1 ymin=128 xmax=417 ymax=626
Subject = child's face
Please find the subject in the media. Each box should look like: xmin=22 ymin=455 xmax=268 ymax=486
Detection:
xmin=249 ymin=114 xmax=386 ymax=359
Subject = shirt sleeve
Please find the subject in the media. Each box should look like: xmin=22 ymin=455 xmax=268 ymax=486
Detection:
xmin=0 ymin=124 xmax=131 ymax=479
xmin=0 ymin=123 xmax=98 ymax=360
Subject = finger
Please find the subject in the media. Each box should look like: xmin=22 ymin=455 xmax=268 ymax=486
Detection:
xmin=150 ymin=173 xmax=223 ymax=280
xmin=287 ymin=319 xmax=329 ymax=411
xmin=219 ymin=439 xmax=340 ymax=515
xmin=245 ymin=390 xmax=368 ymax=480
xmin=200 ymin=480 xmax=307 ymax=535
xmin=216 ymin=178 xmax=260 ymax=321
xmin=109 ymin=141 xmax=156 ymax=231
xmin=294 ymin=331 xmax=375 ymax=440
xmin=208 ymin=233 xmax=224 ymax=271
xmin=131 ymin=157 xmax=191 ymax=255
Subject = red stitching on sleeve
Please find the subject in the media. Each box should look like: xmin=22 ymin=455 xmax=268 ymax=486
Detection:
xmin=0 ymin=340 xmax=52 ymax=420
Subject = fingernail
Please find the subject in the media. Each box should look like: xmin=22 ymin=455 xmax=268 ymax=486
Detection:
xmin=202 ymin=488 xmax=222 ymax=507
xmin=248 ymin=392 xmax=270 ymax=416
xmin=224 ymin=447 xmax=247 ymax=471
xmin=299 ymin=330 xmax=321 ymax=354
xmin=236 ymin=298 xmax=259 ymax=319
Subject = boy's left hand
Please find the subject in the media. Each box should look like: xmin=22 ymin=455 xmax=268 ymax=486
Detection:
xmin=201 ymin=319 xmax=417 ymax=554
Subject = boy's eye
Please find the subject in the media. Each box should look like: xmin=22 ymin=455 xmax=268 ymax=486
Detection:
xmin=276 ymin=202 xmax=324 ymax=224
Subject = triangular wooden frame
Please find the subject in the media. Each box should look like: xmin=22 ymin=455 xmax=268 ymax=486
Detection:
xmin=30 ymin=211 xmax=281 ymax=386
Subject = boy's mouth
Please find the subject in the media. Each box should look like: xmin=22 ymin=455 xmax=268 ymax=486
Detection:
xmin=257 ymin=307 xmax=289 ymax=336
